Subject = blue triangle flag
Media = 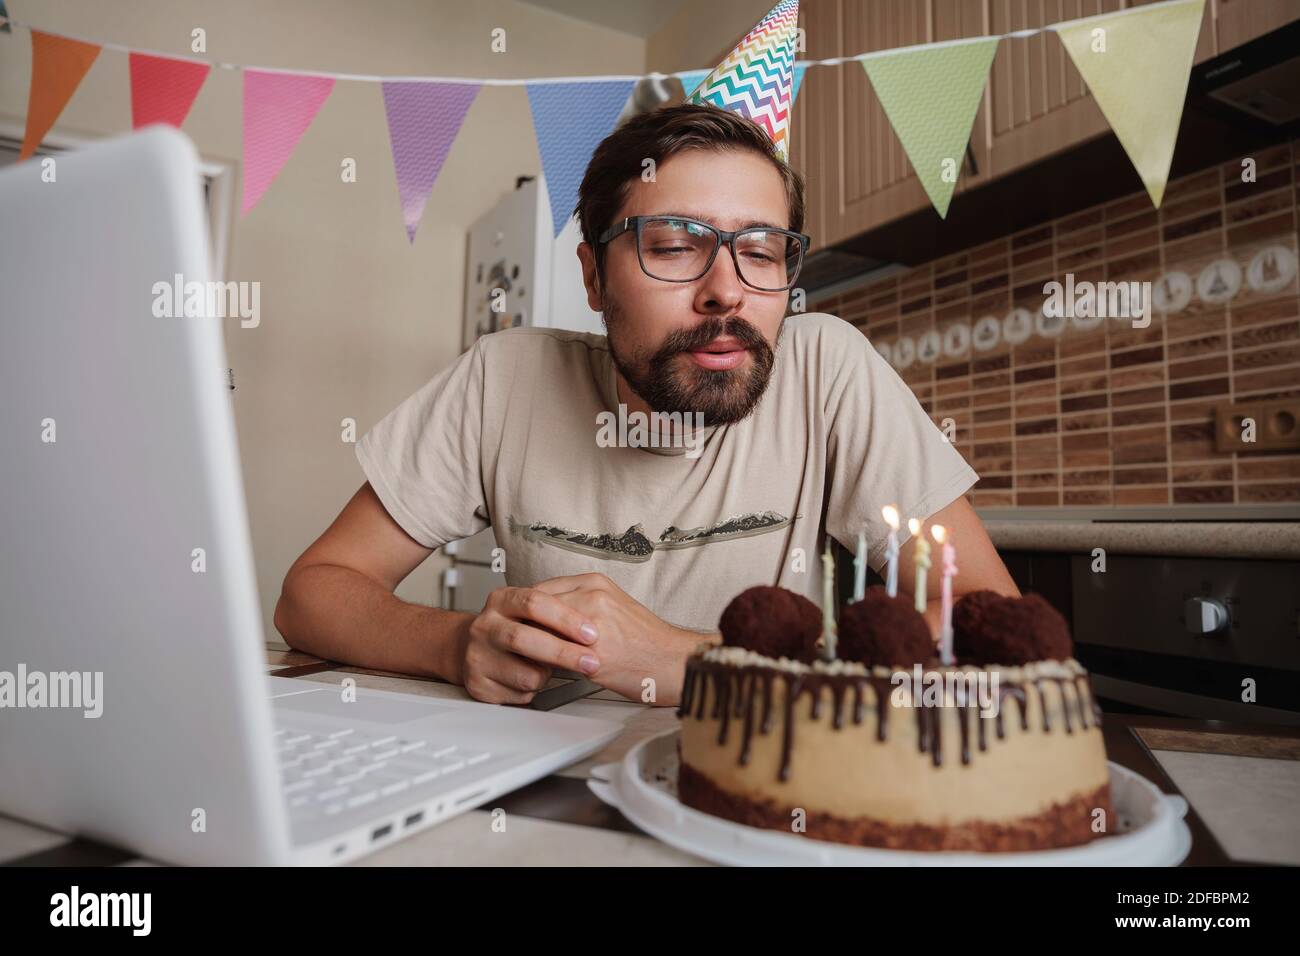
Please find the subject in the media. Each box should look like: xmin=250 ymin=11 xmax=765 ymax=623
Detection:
xmin=792 ymin=63 xmax=808 ymax=102
xmin=526 ymin=80 xmax=635 ymax=237
xmin=676 ymin=70 xmax=709 ymax=99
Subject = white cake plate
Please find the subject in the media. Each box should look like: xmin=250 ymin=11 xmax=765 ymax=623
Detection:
xmin=588 ymin=729 xmax=1191 ymax=867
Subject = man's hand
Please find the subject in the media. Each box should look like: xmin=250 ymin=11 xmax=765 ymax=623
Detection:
xmin=458 ymin=587 xmax=602 ymax=705
xmin=532 ymin=573 xmax=715 ymax=706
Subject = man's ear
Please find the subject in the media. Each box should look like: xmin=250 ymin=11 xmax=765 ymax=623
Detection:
xmin=576 ymin=241 xmax=604 ymax=313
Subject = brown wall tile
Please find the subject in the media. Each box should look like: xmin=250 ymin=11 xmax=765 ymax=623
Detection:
xmin=810 ymin=143 xmax=1300 ymax=514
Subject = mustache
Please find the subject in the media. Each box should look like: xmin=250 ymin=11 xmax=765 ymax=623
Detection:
xmin=654 ymin=316 xmax=768 ymax=363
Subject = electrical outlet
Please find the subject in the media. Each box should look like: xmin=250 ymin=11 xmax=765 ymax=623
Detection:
xmin=1214 ymin=398 xmax=1300 ymax=452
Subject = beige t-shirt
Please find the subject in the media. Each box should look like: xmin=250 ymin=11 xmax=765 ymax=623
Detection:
xmin=356 ymin=312 xmax=977 ymax=632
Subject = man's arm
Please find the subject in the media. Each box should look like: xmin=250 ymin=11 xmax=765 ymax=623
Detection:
xmin=274 ymin=482 xmax=603 ymax=704
xmin=893 ymin=495 xmax=1019 ymax=636
xmin=273 ymin=482 xmax=467 ymax=679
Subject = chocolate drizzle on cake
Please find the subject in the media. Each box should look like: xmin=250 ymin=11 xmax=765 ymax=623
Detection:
xmin=677 ymin=656 xmax=1104 ymax=783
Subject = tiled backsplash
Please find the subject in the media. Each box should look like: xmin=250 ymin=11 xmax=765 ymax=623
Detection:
xmin=812 ymin=141 xmax=1300 ymax=511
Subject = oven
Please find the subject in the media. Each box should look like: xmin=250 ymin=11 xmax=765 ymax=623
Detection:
xmin=1068 ymin=553 xmax=1300 ymax=725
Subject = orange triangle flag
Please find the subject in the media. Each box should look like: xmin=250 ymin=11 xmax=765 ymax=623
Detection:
xmin=20 ymin=31 xmax=101 ymax=160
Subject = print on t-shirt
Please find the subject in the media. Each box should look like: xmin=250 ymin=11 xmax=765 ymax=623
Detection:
xmin=508 ymin=511 xmax=792 ymax=563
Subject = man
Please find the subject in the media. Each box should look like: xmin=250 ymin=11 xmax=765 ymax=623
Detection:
xmin=274 ymin=104 xmax=1017 ymax=707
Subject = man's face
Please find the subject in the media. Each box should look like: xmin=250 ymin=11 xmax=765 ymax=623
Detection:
xmin=579 ymin=149 xmax=793 ymax=425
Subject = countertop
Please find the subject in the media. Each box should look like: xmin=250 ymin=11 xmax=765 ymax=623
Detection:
xmin=983 ymin=520 xmax=1300 ymax=560
xmin=2 ymin=646 xmax=1297 ymax=866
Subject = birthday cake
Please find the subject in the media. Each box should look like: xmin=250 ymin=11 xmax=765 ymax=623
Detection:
xmin=676 ymin=586 xmax=1114 ymax=852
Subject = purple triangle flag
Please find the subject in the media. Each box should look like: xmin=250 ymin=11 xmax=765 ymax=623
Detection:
xmin=526 ymin=80 xmax=634 ymax=237
xmin=381 ymin=81 xmax=480 ymax=243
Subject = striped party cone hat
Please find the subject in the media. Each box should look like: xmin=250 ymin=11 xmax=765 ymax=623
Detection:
xmin=686 ymin=0 xmax=800 ymax=163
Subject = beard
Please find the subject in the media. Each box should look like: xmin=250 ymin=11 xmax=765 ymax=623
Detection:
xmin=602 ymin=293 xmax=778 ymax=426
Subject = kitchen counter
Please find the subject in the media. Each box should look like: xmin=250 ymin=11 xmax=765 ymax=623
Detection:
xmin=983 ymin=520 xmax=1300 ymax=560
xmin=2 ymin=646 xmax=1298 ymax=866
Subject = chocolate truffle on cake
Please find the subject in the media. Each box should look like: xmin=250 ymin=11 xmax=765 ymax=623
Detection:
xmin=951 ymin=590 xmax=1002 ymax=652
xmin=953 ymin=591 xmax=1073 ymax=665
xmin=836 ymin=586 xmax=934 ymax=667
xmin=718 ymin=585 xmax=822 ymax=662
xmin=1014 ymin=594 xmax=1073 ymax=661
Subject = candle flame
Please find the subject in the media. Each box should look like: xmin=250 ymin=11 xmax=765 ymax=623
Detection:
xmin=931 ymin=524 xmax=947 ymax=544
xmin=907 ymin=517 xmax=921 ymax=535
xmin=881 ymin=504 xmax=899 ymax=529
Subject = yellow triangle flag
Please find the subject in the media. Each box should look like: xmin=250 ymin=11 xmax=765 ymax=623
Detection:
xmin=1054 ymin=0 xmax=1205 ymax=208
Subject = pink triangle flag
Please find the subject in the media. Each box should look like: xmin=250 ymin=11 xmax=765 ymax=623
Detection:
xmin=241 ymin=70 xmax=335 ymax=216
xmin=129 ymin=52 xmax=211 ymax=130
xmin=381 ymin=81 xmax=480 ymax=243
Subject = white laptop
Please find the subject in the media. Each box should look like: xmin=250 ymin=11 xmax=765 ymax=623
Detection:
xmin=0 ymin=127 xmax=623 ymax=866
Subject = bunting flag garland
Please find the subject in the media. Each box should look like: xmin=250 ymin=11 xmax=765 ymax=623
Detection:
xmin=1053 ymin=0 xmax=1205 ymax=208
xmin=241 ymin=70 xmax=335 ymax=216
xmin=526 ymin=80 xmax=635 ymax=237
xmin=860 ymin=37 xmax=1000 ymax=219
xmin=687 ymin=0 xmax=799 ymax=163
xmin=4 ymin=0 xmax=1212 ymax=227
xmin=129 ymin=52 xmax=211 ymax=129
xmin=381 ymin=81 xmax=481 ymax=243
xmin=19 ymin=31 xmax=100 ymax=160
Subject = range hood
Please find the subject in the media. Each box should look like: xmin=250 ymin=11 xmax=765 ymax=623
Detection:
xmin=1192 ymin=17 xmax=1300 ymax=130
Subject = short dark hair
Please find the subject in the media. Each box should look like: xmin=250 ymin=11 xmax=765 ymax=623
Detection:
xmin=574 ymin=103 xmax=806 ymax=277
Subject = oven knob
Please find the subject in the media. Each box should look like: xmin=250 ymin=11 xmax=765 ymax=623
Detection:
xmin=1184 ymin=597 xmax=1229 ymax=635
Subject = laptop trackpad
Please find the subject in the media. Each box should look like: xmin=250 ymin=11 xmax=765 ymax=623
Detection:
xmin=273 ymin=687 xmax=452 ymax=724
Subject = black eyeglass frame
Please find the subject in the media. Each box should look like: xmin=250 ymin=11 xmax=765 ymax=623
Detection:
xmin=597 ymin=215 xmax=811 ymax=292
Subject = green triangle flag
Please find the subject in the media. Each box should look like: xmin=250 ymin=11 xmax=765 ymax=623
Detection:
xmin=860 ymin=37 xmax=999 ymax=219
xmin=1054 ymin=0 xmax=1205 ymax=208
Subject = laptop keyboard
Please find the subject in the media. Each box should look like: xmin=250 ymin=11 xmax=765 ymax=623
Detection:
xmin=275 ymin=724 xmax=491 ymax=822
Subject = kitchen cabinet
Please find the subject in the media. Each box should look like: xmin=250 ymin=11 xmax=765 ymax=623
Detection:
xmin=1215 ymin=0 xmax=1300 ymax=49
xmin=793 ymin=0 xmax=1297 ymax=250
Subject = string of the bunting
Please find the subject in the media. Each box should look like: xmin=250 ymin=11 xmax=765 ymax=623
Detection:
xmin=0 ymin=0 xmax=1197 ymax=87
xmin=2 ymin=0 xmax=1205 ymax=234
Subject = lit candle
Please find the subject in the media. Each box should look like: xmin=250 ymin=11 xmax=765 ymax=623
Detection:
xmin=909 ymin=518 xmax=930 ymax=615
xmin=820 ymin=542 xmax=837 ymax=660
xmin=882 ymin=505 xmax=900 ymax=598
xmin=852 ymin=530 xmax=867 ymax=602
xmin=932 ymin=524 xmax=957 ymax=665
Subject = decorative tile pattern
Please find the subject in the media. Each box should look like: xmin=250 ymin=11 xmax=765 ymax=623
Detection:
xmin=812 ymin=143 xmax=1300 ymax=510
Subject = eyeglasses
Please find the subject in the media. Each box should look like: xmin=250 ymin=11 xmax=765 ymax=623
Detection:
xmin=597 ymin=216 xmax=810 ymax=292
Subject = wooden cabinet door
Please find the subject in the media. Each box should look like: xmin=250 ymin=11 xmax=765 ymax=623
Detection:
xmin=797 ymin=0 xmax=992 ymax=249
xmin=1214 ymin=0 xmax=1300 ymax=51
xmin=986 ymin=0 xmax=1216 ymax=181
xmin=797 ymin=0 xmax=1226 ymax=248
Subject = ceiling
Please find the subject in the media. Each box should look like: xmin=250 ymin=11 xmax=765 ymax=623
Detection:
xmin=516 ymin=0 xmax=688 ymax=39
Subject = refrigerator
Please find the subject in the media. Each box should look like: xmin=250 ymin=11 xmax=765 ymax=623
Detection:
xmin=445 ymin=77 xmax=677 ymax=610
xmin=445 ymin=173 xmax=605 ymax=610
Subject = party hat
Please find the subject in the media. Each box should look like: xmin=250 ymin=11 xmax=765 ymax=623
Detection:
xmin=686 ymin=0 xmax=799 ymax=163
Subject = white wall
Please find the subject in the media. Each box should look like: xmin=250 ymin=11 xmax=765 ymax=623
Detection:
xmin=0 ymin=0 xmax=645 ymax=646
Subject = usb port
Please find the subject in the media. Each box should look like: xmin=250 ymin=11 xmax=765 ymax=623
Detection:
xmin=371 ymin=823 xmax=393 ymax=841
xmin=404 ymin=811 xmax=424 ymax=828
